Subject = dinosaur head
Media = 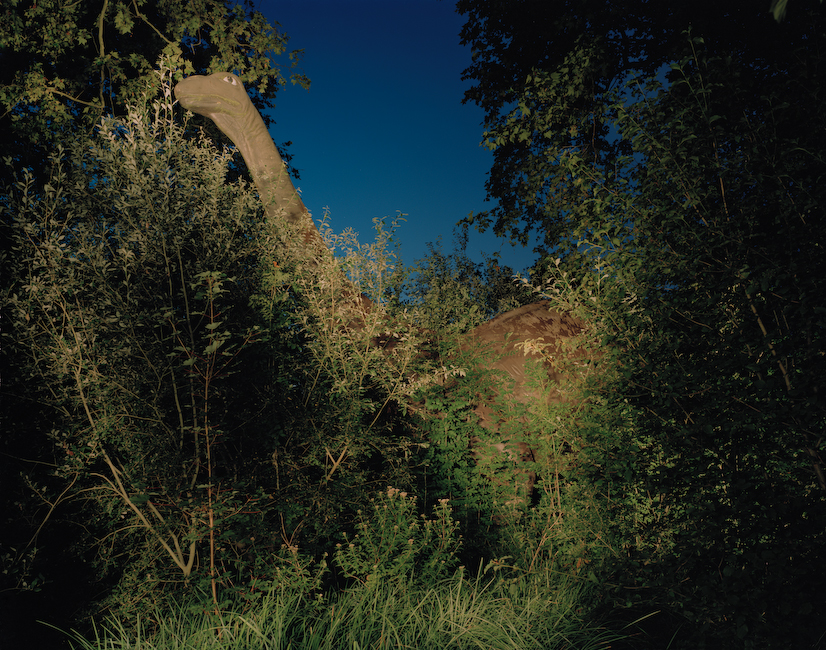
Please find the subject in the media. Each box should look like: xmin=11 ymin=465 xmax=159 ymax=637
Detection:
xmin=174 ymin=72 xmax=255 ymax=143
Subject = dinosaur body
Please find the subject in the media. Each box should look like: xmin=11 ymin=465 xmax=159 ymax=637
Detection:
xmin=470 ymin=300 xmax=581 ymax=428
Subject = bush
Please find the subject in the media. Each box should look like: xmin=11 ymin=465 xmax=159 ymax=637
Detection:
xmin=334 ymin=487 xmax=461 ymax=586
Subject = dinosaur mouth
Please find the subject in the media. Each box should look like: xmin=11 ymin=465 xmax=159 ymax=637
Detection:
xmin=177 ymin=93 xmax=242 ymax=114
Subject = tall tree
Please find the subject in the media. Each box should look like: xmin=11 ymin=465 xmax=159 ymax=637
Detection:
xmin=456 ymin=0 xmax=821 ymax=254
xmin=458 ymin=1 xmax=826 ymax=646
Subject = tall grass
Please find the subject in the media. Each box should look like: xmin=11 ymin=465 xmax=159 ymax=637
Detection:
xmin=63 ymin=569 xmax=622 ymax=650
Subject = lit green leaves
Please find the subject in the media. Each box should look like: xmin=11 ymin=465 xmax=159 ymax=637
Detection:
xmin=1 ymin=80 xmax=268 ymax=593
xmin=1 ymin=0 xmax=309 ymax=162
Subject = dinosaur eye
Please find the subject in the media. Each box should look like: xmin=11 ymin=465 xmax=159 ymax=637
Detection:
xmin=222 ymin=75 xmax=238 ymax=86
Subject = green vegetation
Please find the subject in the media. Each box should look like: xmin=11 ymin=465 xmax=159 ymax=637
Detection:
xmin=0 ymin=0 xmax=307 ymax=162
xmin=0 ymin=64 xmax=611 ymax=649
xmin=1 ymin=2 xmax=824 ymax=649
xmin=457 ymin=1 xmax=826 ymax=647
xmin=58 ymin=489 xmax=620 ymax=649
xmin=61 ymin=573 xmax=617 ymax=650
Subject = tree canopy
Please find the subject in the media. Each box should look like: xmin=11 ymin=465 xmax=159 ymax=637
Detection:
xmin=0 ymin=0 xmax=308 ymax=166
xmin=457 ymin=0 xmax=824 ymax=253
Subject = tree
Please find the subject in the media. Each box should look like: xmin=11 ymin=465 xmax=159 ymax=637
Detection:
xmin=522 ymin=33 xmax=826 ymax=649
xmin=459 ymin=1 xmax=826 ymax=646
xmin=456 ymin=0 xmax=821 ymax=256
xmin=0 ymin=0 xmax=308 ymax=169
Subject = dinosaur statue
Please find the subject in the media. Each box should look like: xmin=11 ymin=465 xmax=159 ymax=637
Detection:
xmin=174 ymin=72 xmax=583 ymax=495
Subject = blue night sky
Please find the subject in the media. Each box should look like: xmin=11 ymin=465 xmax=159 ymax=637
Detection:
xmin=255 ymin=0 xmax=539 ymax=273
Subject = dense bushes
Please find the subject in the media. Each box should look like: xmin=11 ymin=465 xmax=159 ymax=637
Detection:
xmin=0 ymin=68 xmax=609 ymax=648
xmin=518 ymin=38 xmax=826 ymax=648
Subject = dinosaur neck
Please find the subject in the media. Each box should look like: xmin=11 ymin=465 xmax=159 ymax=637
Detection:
xmin=174 ymin=72 xmax=372 ymax=327
xmin=214 ymin=103 xmax=306 ymax=226
xmin=174 ymin=73 xmax=324 ymax=256
xmin=221 ymin=106 xmax=330 ymax=257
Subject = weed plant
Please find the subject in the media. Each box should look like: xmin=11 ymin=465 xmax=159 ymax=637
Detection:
xmin=63 ymin=567 xmax=622 ymax=650
xmin=59 ymin=483 xmax=624 ymax=649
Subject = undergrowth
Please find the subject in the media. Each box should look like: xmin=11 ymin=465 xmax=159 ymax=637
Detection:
xmin=62 ymin=568 xmax=622 ymax=650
